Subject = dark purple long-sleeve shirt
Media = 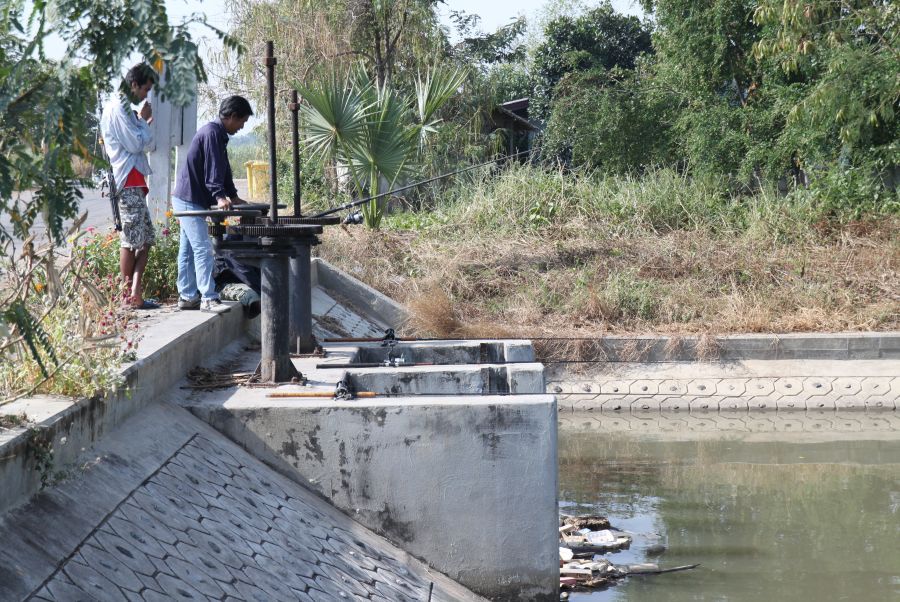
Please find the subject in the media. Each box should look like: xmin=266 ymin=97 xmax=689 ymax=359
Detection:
xmin=173 ymin=120 xmax=238 ymax=208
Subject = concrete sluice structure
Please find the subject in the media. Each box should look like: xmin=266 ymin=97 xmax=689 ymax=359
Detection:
xmin=3 ymin=255 xmax=895 ymax=602
xmin=0 ymin=259 xmax=559 ymax=601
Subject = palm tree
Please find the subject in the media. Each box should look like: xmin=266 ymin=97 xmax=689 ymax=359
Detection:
xmin=297 ymin=65 xmax=465 ymax=228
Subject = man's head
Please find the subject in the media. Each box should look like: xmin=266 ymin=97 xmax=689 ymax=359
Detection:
xmin=124 ymin=63 xmax=157 ymax=103
xmin=219 ymin=96 xmax=253 ymax=135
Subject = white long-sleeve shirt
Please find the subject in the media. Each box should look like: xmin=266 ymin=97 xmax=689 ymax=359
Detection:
xmin=99 ymin=95 xmax=153 ymax=188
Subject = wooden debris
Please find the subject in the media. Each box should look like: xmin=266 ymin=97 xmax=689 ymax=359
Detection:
xmin=561 ymin=514 xmax=611 ymax=531
xmin=181 ymin=366 xmax=254 ymax=390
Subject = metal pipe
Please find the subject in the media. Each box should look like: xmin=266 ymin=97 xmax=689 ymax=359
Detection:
xmin=259 ymin=250 xmax=296 ymax=381
xmin=289 ymin=243 xmax=314 ymax=353
xmin=265 ymin=40 xmax=278 ymax=223
xmin=289 ymin=89 xmax=301 ymax=217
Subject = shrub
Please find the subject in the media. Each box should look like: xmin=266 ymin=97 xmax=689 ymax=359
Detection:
xmin=542 ymin=67 xmax=675 ymax=173
xmin=0 ymin=238 xmax=139 ymax=403
xmin=78 ymin=213 xmax=180 ymax=301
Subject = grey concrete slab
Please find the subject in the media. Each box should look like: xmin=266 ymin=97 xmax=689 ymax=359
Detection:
xmin=0 ymin=401 xmax=486 ymax=602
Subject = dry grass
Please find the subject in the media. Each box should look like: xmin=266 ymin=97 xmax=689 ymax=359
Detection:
xmin=315 ymin=167 xmax=899 ymax=346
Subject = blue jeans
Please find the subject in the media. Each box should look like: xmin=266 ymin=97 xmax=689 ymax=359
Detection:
xmin=173 ymin=197 xmax=218 ymax=301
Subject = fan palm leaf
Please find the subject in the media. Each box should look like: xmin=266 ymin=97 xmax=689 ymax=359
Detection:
xmin=415 ymin=67 xmax=467 ymax=146
xmin=297 ymin=73 xmax=369 ymax=163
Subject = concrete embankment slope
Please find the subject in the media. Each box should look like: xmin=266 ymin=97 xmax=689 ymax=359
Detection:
xmin=0 ymin=400 xmax=480 ymax=601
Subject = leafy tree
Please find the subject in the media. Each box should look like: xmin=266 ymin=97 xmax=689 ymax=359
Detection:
xmin=532 ymin=1 xmax=653 ymax=120
xmin=641 ymin=0 xmax=759 ymax=106
xmin=0 ymin=0 xmax=221 ymax=390
xmin=448 ymin=12 xmax=528 ymax=66
xmin=638 ymin=0 xmax=770 ymax=177
xmin=543 ymin=64 xmax=677 ymax=173
xmin=0 ymin=0 xmax=221 ymax=246
xmin=347 ymin=0 xmax=446 ymax=88
xmin=753 ymin=0 xmax=898 ymax=163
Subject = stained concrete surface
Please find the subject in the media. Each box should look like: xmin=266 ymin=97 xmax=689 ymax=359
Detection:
xmin=176 ymin=334 xmax=559 ymax=600
xmin=0 ymin=401 xmax=483 ymax=601
xmin=0 ymin=260 xmax=560 ymax=601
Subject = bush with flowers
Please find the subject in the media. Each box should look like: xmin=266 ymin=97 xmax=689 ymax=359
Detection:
xmin=1 ymin=213 xmax=190 ymax=404
xmin=78 ymin=212 xmax=181 ymax=302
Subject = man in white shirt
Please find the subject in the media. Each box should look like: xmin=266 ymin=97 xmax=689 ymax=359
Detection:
xmin=99 ymin=63 xmax=159 ymax=310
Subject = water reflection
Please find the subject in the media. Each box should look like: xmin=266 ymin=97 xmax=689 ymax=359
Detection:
xmin=560 ymin=415 xmax=900 ymax=601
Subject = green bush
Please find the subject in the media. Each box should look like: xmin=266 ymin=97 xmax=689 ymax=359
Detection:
xmin=543 ymin=68 xmax=675 ymax=174
xmin=78 ymin=214 xmax=181 ymax=302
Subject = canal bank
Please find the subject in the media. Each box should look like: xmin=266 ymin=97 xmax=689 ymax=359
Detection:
xmin=557 ymin=417 xmax=900 ymax=601
xmin=549 ymin=333 xmax=899 ymax=599
xmin=0 ymin=255 xmax=896 ymax=600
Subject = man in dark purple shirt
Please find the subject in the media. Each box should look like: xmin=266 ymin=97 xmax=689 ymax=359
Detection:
xmin=172 ymin=96 xmax=253 ymax=313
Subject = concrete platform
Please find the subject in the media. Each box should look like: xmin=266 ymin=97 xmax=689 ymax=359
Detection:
xmin=175 ymin=335 xmax=558 ymax=601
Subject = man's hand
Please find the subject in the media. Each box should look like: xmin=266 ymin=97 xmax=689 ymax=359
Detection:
xmin=216 ymin=197 xmax=233 ymax=210
xmin=139 ymin=101 xmax=152 ymax=122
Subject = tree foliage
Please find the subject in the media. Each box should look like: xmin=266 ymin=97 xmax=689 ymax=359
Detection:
xmin=1 ymin=0 xmax=219 ymax=395
xmin=543 ymin=65 xmax=675 ymax=173
xmin=532 ymin=1 xmax=653 ymax=120
xmin=348 ymin=0 xmax=446 ymax=88
xmin=298 ymin=65 xmax=466 ymax=228
xmin=541 ymin=0 xmax=897 ymax=215
xmin=753 ymin=0 xmax=898 ymax=159
xmin=0 ymin=0 xmax=219 ymax=247
xmin=448 ymin=12 xmax=528 ymax=66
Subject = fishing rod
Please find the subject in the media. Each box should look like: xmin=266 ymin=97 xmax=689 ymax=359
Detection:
xmin=311 ymin=150 xmax=530 ymax=218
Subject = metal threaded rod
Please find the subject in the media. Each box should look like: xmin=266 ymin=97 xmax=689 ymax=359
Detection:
xmin=289 ymin=89 xmax=301 ymax=217
xmin=265 ymin=40 xmax=278 ymax=223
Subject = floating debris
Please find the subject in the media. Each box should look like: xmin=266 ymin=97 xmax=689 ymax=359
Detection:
xmin=558 ymin=514 xmax=698 ymax=593
xmin=560 ymin=514 xmax=611 ymax=531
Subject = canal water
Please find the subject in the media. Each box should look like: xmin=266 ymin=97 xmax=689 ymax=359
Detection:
xmin=559 ymin=415 xmax=900 ymax=601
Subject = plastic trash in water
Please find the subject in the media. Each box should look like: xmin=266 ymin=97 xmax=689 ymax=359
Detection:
xmin=585 ymin=530 xmax=617 ymax=545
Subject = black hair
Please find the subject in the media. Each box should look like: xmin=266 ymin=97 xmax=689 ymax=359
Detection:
xmin=125 ymin=63 xmax=157 ymax=88
xmin=219 ymin=96 xmax=254 ymax=119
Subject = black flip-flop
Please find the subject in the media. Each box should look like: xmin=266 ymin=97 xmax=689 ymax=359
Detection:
xmin=134 ymin=299 xmax=161 ymax=310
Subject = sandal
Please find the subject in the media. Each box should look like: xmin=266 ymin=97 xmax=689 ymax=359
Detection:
xmin=133 ymin=299 xmax=161 ymax=310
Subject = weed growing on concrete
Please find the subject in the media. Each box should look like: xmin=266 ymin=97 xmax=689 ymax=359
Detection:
xmin=0 ymin=224 xmax=141 ymax=404
xmin=25 ymin=427 xmax=53 ymax=490
xmin=0 ymin=413 xmax=27 ymax=429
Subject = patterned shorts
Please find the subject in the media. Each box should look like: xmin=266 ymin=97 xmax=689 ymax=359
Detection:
xmin=118 ymin=187 xmax=156 ymax=250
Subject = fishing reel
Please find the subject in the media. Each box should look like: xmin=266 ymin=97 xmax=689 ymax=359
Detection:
xmin=342 ymin=210 xmax=364 ymax=225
